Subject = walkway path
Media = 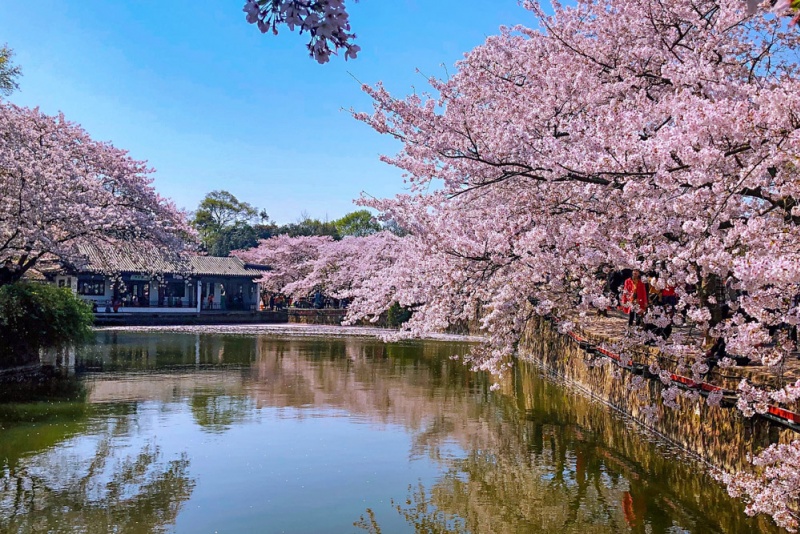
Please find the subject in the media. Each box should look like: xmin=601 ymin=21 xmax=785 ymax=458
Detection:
xmin=569 ymin=310 xmax=800 ymax=391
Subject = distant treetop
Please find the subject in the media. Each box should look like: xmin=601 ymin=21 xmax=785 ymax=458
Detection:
xmin=0 ymin=44 xmax=22 ymax=96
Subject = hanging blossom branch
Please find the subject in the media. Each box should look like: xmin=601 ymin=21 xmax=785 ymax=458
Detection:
xmin=243 ymin=0 xmax=361 ymax=63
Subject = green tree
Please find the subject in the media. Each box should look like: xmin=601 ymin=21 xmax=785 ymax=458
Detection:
xmin=333 ymin=210 xmax=381 ymax=237
xmin=207 ymin=222 xmax=260 ymax=256
xmin=386 ymin=302 xmax=412 ymax=328
xmin=192 ymin=190 xmax=267 ymax=256
xmin=0 ymin=282 xmax=93 ymax=367
xmin=275 ymin=212 xmax=339 ymax=238
xmin=0 ymin=44 xmax=21 ymax=96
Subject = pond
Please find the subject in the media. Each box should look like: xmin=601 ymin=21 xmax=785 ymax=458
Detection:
xmin=0 ymin=329 xmax=778 ymax=533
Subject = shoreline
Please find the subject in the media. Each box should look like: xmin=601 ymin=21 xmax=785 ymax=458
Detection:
xmin=92 ymin=323 xmax=485 ymax=343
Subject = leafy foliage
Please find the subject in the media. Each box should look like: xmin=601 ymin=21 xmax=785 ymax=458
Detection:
xmin=191 ymin=190 xmax=270 ymax=256
xmin=0 ymin=282 xmax=93 ymax=367
xmin=334 ymin=209 xmax=381 ymax=237
xmin=193 ymin=190 xmax=260 ymax=232
xmin=275 ymin=214 xmax=339 ymax=239
xmin=206 ymin=222 xmax=261 ymax=257
xmin=0 ymin=44 xmax=21 ymax=96
xmin=386 ymin=302 xmax=412 ymax=328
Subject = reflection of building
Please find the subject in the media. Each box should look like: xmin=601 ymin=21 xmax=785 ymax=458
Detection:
xmin=53 ymin=243 xmax=267 ymax=314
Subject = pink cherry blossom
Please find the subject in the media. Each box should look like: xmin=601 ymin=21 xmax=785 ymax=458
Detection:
xmin=242 ymin=0 xmax=360 ymax=64
xmin=238 ymin=0 xmax=800 ymax=526
xmin=0 ymin=103 xmax=190 ymax=283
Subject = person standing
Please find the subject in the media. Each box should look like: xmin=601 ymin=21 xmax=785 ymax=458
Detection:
xmin=623 ymin=270 xmax=648 ymax=327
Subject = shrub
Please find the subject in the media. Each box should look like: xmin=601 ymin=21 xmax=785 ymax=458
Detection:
xmin=386 ymin=302 xmax=412 ymax=328
xmin=0 ymin=282 xmax=93 ymax=367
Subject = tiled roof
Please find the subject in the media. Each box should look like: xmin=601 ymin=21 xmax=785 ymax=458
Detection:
xmin=21 ymin=268 xmax=47 ymax=281
xmin=77 ymin=242 xmax=190 ymax=274
xmin=188 ymin=255 xmax=265 ymax=277
xmin=75 ymin=242 xmax=265 ymax=278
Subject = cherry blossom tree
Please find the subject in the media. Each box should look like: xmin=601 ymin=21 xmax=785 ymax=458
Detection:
xmin=342 ymin=0 xmax=800 ymax=528
xmin=353 ymin=0 xmax=800 ymax=365
xmin=242 ymin=0 xmax=360 ymax=63
xmin=236 ymin=0 xmax=800 ymax=526
xmin=233 ymin=234 xmax=335 ymax=293
xmin=0 ymin=103 xmax=190 ymax=285
xmin=233 ymin=232 xmax=405 ymax=314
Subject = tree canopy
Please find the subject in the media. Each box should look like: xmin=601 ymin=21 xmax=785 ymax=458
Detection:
xmin=192 ymin=190 xmax=261 ymax=235
xmin=191 ymin=190 xmax=267 ymax=256
xmin=0 ymin=103 xmax=190 ymax=285
xmin=236 ymin=1 xmax=800 ymax=528
xmin=0 ymin=283 xmax=93 ymax=367
xmin=333 ymin=209 xmax=380 ymax=237
xmin=0 ymin=44 xmax=21 ymax=96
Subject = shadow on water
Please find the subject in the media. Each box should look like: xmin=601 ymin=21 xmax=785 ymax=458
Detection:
xmin=0 ymin=412 xmax=195 ymax=534
xmin=0 ymin=330 xmax=783 ymax=533
xmin=353 ymin=359 xmax=777 ymax=534
xmin=0 ymin=340 xmax=197 ymax=534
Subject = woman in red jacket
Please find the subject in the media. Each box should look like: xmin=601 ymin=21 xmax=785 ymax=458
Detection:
xmin=623 ymin=270 xmax=648 ymax=327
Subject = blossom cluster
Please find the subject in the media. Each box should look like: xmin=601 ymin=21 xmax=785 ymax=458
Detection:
xmin=238 ymin=0 xmax=800 ymax=526
xmin=721 ymin=440 xmax=800 ymax=531
xmin=0 ymin=103 xmax=190 ymax=282
xmin=243 ymin=0 xmax=360 ymax=63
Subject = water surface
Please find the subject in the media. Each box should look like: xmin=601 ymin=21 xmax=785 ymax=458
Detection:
xmin=0 ymin=330 xmax=776 ymax=533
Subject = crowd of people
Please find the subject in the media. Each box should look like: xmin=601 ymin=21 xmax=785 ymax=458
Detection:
xmin=604 ymin=269 xmax=677 ymax=340
xmin=260 ymin=291 xmax=349 ymax=311
xmin=602 ymin=269 xmax=760 ymax=371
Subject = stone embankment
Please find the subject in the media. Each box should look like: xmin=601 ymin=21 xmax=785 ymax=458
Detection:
xmin=519 ymin=314 xmax=797 ymax=472
xmin=92 ymin=310 xmax=287 ymax=326
xmin=92 ymin=309 xmax=354 ymax=327
xmin=287 ymin=308 xmax=349 ymax=325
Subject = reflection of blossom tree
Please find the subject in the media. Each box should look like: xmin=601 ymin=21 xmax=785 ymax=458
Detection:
xmin=346 ymin=355 xmax=777 ymax=534
xmin=0 ymin=425 xmax=195 ymax=533
xmin=354 ymin=484 xmax=467 ymax=534
xmin=393 ymin=484 xmax=468 ymax=534
xmin=190 ymin=393 xmax=254 ymax=433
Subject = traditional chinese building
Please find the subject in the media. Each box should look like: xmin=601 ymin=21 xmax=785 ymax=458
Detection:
xmin=53 ymin=243 xmax=267 ymax=314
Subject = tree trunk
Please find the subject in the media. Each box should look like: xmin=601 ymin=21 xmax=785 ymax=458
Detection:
xmin=698 ymin=273 xmax=724 ymax=345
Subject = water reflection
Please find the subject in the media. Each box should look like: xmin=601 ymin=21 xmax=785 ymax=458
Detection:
xmin=0 ymin=407 xmax=194 ymax=534
xmin=190 ymin=394 xmax=254 ymax=433
xmin=0 ymin=331 xmax=779 ymax=533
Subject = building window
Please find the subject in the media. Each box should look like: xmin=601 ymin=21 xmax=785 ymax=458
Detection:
xmin=167 ymin=281 xmax=186 ymax=298
xmin=77 ymin=277 xmax=105 ymax=296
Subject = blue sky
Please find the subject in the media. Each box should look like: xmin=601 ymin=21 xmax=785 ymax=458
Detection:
xmin=0 ymin=1 xmax=535 ymax=224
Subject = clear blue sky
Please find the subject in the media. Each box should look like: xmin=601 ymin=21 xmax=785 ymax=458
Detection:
xmin=0 ymin=1 xmax=535 ymax=224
